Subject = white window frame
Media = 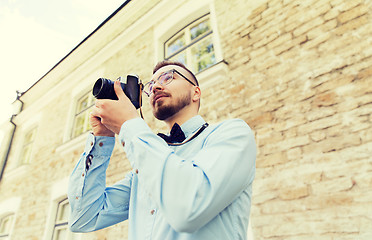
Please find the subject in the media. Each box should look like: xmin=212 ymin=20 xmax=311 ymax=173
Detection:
xmin=18 ymin=126 xmax=38 ymax=165
xmin=55 ymin=68 xmax=104 ymax=156
xmin=51 ymin=199 xmax=75 ymax=240
xmin=247 ymin=219 xmax=254 ymax=240
xmin=62 ymin=68 xmax=104 ymax=143
xmin=0 ymin=214 xmax=14 ymax=239
xmin=43 ymin=177 xmax=81 ymax=240
xmin=70 ymin=90 xmax=95 ymax=139
xmin=153 ymin=0 xmax=228 ymax=89
xmin=164 ymin=13 xmax=216 ymax=73
xmin=14 ymin=113 xmax=41 ymax=168
xmin=1 ymin=114 xmax=41 ymax=181
xmin=0 ymin=197 xmax=21 ymax=240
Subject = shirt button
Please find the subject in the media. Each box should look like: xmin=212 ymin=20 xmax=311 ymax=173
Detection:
xmin=76 ymin=197 xmax=79 ymax=200
xmin=99 ymin=142 xmax=103 ymax=147
xmin=121 ymin=141 xmax=125 ymax=147
xmin=82 ymin=173 xmax=85 ymax=177
xmin=135 ymin=169 xmax=139 ymax=174
xmin=150 ymin=209 xmax=155 ymax=215
xmin=90 ymin=142 xmax=93 ymax=146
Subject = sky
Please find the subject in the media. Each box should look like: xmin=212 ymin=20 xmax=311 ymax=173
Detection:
xmin=0 ymin=0 xmax=124 ymax=124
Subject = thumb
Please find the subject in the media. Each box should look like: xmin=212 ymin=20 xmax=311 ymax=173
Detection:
xmin=114 ymin=80 xmax=126 ymax=100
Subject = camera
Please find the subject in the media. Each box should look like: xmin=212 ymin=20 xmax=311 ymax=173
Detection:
xmin=92 ymin=75 xmax=142 ymax=109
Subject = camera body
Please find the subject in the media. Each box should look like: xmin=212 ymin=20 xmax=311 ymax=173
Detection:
xmin=92 ymin=75 xmax=142 ymax=109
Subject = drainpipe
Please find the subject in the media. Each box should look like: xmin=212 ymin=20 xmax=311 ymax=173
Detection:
xmin=0 ymin=91 xmax=24 ymax=182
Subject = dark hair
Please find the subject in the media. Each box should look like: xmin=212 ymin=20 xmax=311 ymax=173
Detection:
xmin=153 ymin=60 xmax=199 ymax=86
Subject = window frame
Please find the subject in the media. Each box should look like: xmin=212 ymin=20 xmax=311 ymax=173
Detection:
xmin=51 ymin=198 xmax=76 ymax=240
xmin=153 ymin=0 xmax=226 ymax=88
xmin=70 ymin=90 xmax=95 ymax=139
xmin=42 ymin=177 xmax=81 ymax=240
xmin=163 ymin=13 xmax=216 ymax=74
xmin=0 ymin=213 xmax=15 ymax=239
xmin=18 ymin=126 xmax=38 ymax=166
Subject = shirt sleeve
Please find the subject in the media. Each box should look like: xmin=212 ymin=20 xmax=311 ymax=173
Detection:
xmin=68 ymin=133 xmax=132 ymax=232
xmin=119 ymin=118 xmax=256 ymax=233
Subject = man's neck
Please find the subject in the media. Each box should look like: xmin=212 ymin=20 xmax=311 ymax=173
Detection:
xmin=164 ymin=111 xmax=198 ymax=130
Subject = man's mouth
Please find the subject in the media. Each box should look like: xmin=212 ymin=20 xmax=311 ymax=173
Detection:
xmin=152 ymin=93 xmax=169 ymax=105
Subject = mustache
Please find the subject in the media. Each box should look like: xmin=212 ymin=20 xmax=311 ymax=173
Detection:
xmin=152 ymin=91 xmax=170 ymax=105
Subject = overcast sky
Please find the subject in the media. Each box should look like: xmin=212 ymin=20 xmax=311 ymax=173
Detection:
xmin=0 ymin=0 xmax=124 ymax=123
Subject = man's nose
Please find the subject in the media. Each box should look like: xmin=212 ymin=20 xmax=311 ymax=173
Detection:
xmin=152 ymin=80 xmax=164 ymax=94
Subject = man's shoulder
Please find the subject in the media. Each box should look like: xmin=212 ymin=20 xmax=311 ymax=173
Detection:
xmin=200 ymin=118 xmax=255 ymax=147
xmin=207 ymin=118 xmax=253 ymax=136
xmin=212 ymin=118 xmax=251 ymax=129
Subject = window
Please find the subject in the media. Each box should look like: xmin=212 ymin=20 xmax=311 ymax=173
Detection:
xmin=42 ymin=178 xmax=79 ymax=240
xmin=19 ymin=127 xmax=37 ymax=165
xmin=165 ymin=14 xmax=216 ymax=73
xmin=71 ymin=91 xmax=94 ymax=138
xmin=0 ymin=214 xmax=14 ymax=240
xmin=52 ymin=199 xmax=76 ymax=240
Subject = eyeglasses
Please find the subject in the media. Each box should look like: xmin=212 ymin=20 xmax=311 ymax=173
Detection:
xmin=143 ymin=69 xmax=196 ymax=96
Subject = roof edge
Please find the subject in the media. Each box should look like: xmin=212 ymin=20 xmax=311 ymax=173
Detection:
xmin=19 ymin=0 xmax=132 ymax=98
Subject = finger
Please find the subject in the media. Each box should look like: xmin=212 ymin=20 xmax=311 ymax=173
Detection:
xmin=90 ymin=106 xmax=101 ymax=118
xmin=95 ymin=99 xmax=106 ymax=108
xmin=89 ymin=111 xmax=102 ymax=126
xmin=114 ymin=80 xmax=126 ymax=100
xmin=89 ymin=113 xmax=100 ymax=124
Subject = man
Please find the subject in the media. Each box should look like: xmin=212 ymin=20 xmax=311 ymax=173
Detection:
xmin=68 ymin=60 xmax=256 ymax=239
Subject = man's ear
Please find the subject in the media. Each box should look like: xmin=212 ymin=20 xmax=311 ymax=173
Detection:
xmin=192 ymin=86 xmax=201 ymax=102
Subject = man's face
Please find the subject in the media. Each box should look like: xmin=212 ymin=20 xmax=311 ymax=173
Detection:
xmin=149 ymin=65 xmax=195 ymax=120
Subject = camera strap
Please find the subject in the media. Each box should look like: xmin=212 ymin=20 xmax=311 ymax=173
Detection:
xmin=166 ymin=123 xmax=209 ymax=146
xmin=139 ymin=83 xmax=144 ymax=119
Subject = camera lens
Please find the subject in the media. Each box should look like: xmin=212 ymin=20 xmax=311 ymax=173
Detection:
xmin=92 ymin=78 xmax=117 ymax=99
xmin=92 ymin=76 xmax=141 ymax=108
xmin=92 ymin=78 xmax=104 ymax=98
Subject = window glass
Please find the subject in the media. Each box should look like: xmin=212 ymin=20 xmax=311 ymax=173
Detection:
xmin=53 ymin=199 xmax=77 ymax=240
xmin=191 ymin=35 xmax=216 ymax=72
xmin=190 ymin=19 xmax=210 ymax=40
xmin=168 ymin=52 xmax=187 ymax=66
xmin=166 ymin=34 xmax=185 ymax=56
xmin=165 ymin=14 xmax=216 ymax=73
xmin=77 ymin=95 xmax=89 ymax=113
xmin=72 ymin=91 xmax=94 ymax=138
xmin=19 ymin=127 xmax=37 ymax=165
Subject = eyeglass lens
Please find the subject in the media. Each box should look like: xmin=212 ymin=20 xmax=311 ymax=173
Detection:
xmin=145 ymin=70 xmax=174 ymax=95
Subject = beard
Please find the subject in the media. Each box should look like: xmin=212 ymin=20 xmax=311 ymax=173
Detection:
xmin=153 ymin=92 xmax=191 ymax=120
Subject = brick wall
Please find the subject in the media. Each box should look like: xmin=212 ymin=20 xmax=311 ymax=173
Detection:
xmin=211 ymin=0 xmax=372 ymax=239
xmin=0 ymin=0 xmax=371 ymax=239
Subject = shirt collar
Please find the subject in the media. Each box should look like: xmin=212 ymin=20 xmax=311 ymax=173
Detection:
xmin=179 ymin=115 xmax=206 ymax=139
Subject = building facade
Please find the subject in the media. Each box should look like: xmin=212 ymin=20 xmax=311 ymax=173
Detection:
xmin=0 ymin=0 xmax=371 ymax=239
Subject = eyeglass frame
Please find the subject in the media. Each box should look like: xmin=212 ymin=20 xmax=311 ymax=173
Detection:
xmin=143 ymin=69 xmax=197 ymax=96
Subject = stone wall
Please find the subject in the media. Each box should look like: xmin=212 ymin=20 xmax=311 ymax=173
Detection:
xmin=211 ymin=0 xmax=372 ymax=239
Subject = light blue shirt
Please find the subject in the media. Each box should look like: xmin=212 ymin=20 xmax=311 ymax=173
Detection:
xmin=68 ymin=115 xmax=256 ymax=240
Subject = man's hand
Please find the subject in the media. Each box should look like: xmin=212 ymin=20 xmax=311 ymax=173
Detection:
xmin=89 ymin=114 xmax=115 ymax=137
xmin=91 ymin=80 xmax=139 ymax=135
